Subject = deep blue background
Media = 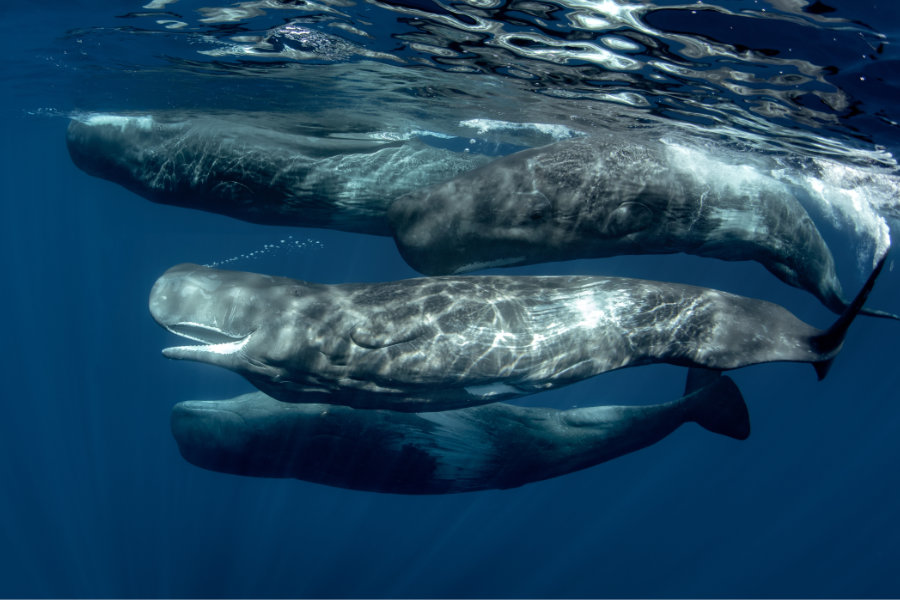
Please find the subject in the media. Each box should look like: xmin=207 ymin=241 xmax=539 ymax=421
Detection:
xmin=2 ymin=3 xmax=900 ymax=598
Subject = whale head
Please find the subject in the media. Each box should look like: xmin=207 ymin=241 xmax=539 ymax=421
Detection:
xmin=170 ymin=392 xmax=321 ymax=478
xmin=66 ymin=115 xmax=292 ymax=226
xmin=149 ymin=263 xmax=320 ymax=386
xmin=170 ymin=392 xmax=444 ymax=492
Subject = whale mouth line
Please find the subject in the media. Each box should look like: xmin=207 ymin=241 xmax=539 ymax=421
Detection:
xmin=163 ymin=322 xmax=252 ymax=357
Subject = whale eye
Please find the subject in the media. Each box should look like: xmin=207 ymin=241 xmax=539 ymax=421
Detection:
xmin=601 ymin=201 xmax=653 ymax=237
xmin=211 ymin=180 xmax=255 ymax=203
xmin=516 ymin=191 xmax=551 ymax=225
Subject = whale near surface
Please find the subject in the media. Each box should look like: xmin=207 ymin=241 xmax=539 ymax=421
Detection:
xmin=149 ymin=259 xmax=884 ymax=412
xmin=171 ymin=374 xmax=749 ymax=494
xmin=389 ymin=135 xmax=897 ymax=319
xmin=67 ymin=114 xmax=895 ymax=319
xmin=65 ymin=113 xmax=491 ymax=235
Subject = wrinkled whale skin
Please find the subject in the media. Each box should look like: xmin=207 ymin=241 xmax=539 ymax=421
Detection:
xmin=388 ymin=135 xmax=856 ymax=315
xmin=149 ymin=261 xmax=882 ymax=411
xmin=66 ymin=113 xmax=491 ymax=234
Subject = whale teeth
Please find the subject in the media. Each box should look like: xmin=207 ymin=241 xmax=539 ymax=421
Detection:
xmin=163 ymin=322 xmax=251 ymax=357
xmin=167 ymin=322 xmax=246 ymax=345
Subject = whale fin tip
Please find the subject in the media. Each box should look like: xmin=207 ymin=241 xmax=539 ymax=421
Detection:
xmin=683 ymin=367 xmax=722 ymax=395
xmin=689 ymin=376 xmax=750 ymax=441
xmin=811 ymin=250 xmax=889 ymax=380
xmin=813 ymin=357 xmax=834 ymax=381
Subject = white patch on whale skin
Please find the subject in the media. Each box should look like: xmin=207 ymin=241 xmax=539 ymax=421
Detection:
xmin=707 ymin=205 xmax=769 ymax=238
xmin=464 ymin=383 xmax=522 ymax=397
xmin=81 ymin=114 xmax=155 ymax=131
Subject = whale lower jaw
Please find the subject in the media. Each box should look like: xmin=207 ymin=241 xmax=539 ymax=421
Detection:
xmin=162 ymin=322 xmax=252 ymax=360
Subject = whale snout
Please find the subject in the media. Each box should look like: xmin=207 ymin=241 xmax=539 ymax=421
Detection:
xmin=171 ymin=401 xmax=253 ymax=473
xmin=150 ymin=263 xmax=264 ymax=365
xmin=66 ymin=115 xmax=159 ymax=185
xmin=149 ymin=263 xmax=229 ymax=336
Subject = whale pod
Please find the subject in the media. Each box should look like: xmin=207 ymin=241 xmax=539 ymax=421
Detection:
xmin=69 ymin=115 xmax=896 ymax=319
xmin=171 ymin=373 xmax=749 ymax=494
xmin=149 ymin=257 xmax=884 ymax=412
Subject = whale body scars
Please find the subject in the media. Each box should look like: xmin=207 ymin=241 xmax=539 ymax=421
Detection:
xmin=66 ymin=114 xmax=491 ymax=235
xmin=149 ymin=260 xmax=884 ymax=412
xmin=388 ymin=135 xmax=878 ymax=317
xmin=171 ymin=375 xmax=749 ymax=494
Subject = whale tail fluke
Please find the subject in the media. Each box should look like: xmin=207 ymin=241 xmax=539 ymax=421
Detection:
xmin=824 ymin=287 xmax=899 ymax=322
xmin=812 ymin=251 xmax=889 ymax=380
xmin=684 ymin=369 xmax=750 ymax=440
xmin=858 ymin=306 xmax=900 ymax=321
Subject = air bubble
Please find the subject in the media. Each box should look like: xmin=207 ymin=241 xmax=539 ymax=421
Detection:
xmin=205 ymin=235 xmax=324 ymax=268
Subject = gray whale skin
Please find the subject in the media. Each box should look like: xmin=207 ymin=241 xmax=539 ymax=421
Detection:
xmin=171 ymin=374 xmax=749 ymax=494
xmin=389 ymin=136 xmax=896 ymax=319
xmin=67 ymin=115 xmax=895 ymax=319
xmin=65 ymin=114 xmax=490 ymax=235
xmin=149 ymin=256 xmax=884 ymax=412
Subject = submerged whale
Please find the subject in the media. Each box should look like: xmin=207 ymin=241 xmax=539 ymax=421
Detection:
xmin=389 ymin=135 xmax=896 ymax=319
xmin=149 ymin=257 xmax=884 ymax=412
xmin=171 ymin=373 xmax=749 ymax=494
xmin=66 ymin=113 xmax=491 ymax=234
xmin=69 ymin=115 xmax=894 ymax=319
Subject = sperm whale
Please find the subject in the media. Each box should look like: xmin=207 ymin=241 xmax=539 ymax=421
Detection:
xmin=171 ymin=373 xmax=749 ymax=494
xmin=149 ymin=255 xmax=884 ymax=412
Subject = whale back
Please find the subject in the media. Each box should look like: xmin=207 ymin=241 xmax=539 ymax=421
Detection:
xmin=388 ymin=134 xmax=849 ymax=315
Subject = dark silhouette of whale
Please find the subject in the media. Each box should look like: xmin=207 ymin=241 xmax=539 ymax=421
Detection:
xmin=388 ymin=135 xmax=897 ymax=319
xmin=170 ymin=373 xmax=749 ymax=494
xmin=149 ymin=256 xmax=884 ymax=412
xmin=65 ymin=113 xmax=491 ymax=234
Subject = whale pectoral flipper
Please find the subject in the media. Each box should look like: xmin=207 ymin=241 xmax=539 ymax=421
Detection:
xmin=812 ymin=250 xmax=889 ymax=380
xmin=685 ymin=375 xmax=750 ymax=440
xmin=683 ymin=367 xmax=723 ymax=395
xmin=348 ymin=326 xmax=427 ymax=349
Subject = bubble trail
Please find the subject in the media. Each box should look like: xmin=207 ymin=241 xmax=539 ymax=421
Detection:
xmin=204 ymin=236 xmax=324 ymax=268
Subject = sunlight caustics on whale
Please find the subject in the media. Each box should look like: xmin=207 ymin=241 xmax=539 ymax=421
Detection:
xmin=65 ymin=112 xmax=493 ymax=235
xmin=148 ymin=257 xmax=885 ymax=412
xmin=389 ymin=134 xmax=898 ymax=320
xmin=66 ymin=113 xmax=896 ymax=319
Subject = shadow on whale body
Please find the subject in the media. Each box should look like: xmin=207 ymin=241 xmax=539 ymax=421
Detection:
xmin=388 ymin=135 xmax=898 ymax=320
xmin=149 ymin=255 xmax=886 ymax=412
xmin=170 ymin=373 xmax=749 ymax=494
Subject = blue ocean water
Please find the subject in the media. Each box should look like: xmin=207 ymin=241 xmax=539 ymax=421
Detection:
xmin=2 ymin=0 xmax=900 ymax=597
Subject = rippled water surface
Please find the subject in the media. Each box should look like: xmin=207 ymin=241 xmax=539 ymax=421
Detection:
xmin=2 ymin=0 xmax=900 ymax=597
